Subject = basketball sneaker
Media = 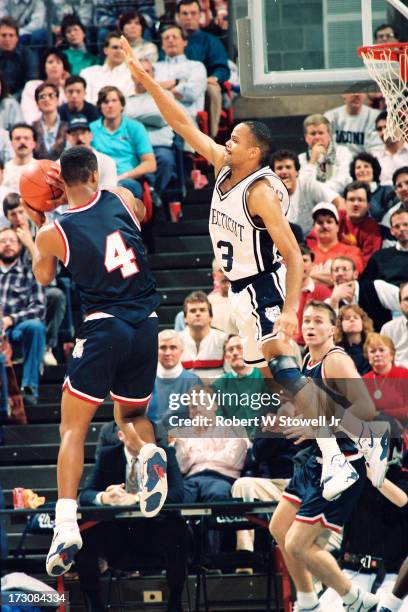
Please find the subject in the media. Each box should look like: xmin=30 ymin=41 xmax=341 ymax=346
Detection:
xmin=293 ymin=602 xmax=322 ymax=612
xmin=46 ymin=521 xmax=82 ymax=576
xmin=321 ymin=453 xmax=359 ymax=501
xmin=139 ymin=443 xmax=168 ymax=518
xmin=378 ymin=608 xmax=392 ymax=612
xmin=342 ymin=588 xmax=378 ymax=611
xmin=357 ymin=422 xmax=390 ymax=488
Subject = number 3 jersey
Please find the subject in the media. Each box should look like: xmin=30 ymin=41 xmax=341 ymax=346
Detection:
xmin=54 ymin=189 xmax=160 ymax=326
xmin=209 ymin=165 xmax=290 ymax=282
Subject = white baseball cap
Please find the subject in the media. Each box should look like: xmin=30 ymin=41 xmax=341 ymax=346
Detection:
xmin=312 ymin=202 xmax=339 ymax=222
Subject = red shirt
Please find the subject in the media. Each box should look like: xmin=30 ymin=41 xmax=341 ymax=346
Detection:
xmin=364 ymin=365 xmax=408 ymax=421
xmin=306 ymin=238 xmax=365 ymax=275
xmin=338 ymin=210 xmax=382 ymax=266
xmin=296 ymin=281 xmax=332 ymax=345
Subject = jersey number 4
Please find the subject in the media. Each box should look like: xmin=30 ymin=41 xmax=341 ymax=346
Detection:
xmin=105 ymin=231 xmax=139 ymax=278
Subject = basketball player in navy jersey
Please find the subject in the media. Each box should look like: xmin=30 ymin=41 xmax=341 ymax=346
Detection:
xmin=120 ymin=38 xmax=390 ymax=501
xmin=22 ymin=146 xmax=168 ymax=577
xmin=271 ymin=301 xmax=380 ymax=612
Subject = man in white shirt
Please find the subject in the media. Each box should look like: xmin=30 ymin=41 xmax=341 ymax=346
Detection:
xmin=270 ymin=149 xmax=343 ymax=235
xmin=380 ymin=282 xmax=408 ymax=368
xmin=372 ymin=111 xmax=408 ymax=185
xmin=299 ymin=114 xmax=352 ymax=194
xmin=80 ymin=32 xmax=134 ymax=105
xmin=3 ymin=123 xmax=36 ymax=193
xmin=153 ymin=25 xmax=207 ymax=119
xmin=381 ymin=166 xmax=408 ymax=228
xmin=324 ymin=94 xmax=381 ymax=155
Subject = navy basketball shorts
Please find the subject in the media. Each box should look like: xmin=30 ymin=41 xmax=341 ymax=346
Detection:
xmin=63 ymin=315 xmax=158 ymax=406
xmin=230 ymin=267 xmax=286 ymax=368
xmin=282 ymin=455 xmax=367 ymax=532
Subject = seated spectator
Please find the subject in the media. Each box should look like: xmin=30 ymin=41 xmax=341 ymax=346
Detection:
xmin=3 ymin=123 xmax=36 ymax=192
xmin=208 ymin=264 xmax=238 ymax=335
xmin=176 ymin=0 xmax=230 ymax=138
xmin=179 ymin=290 xmax=227 ymax=378
xmin=124 ymin=60 xmax=177 ymax=197
xmin=4 ymin=194 xmax=66 ymax=366
xmin=147 ymin=329 xmax=202 ymax=423
xmin=59 ymin=76 xmax=100 ymax=124
xmin=375 ymin=22 xmax=399 ymax=43
xmin=90 ymin=85 xmax=156 ymax=199
xmin=326 ymin=256 xmax=359 ymax=312
xmin=0 ymin=227 xmax=45 ymax=405
xmin=21 ymin=47 xmax=70 ymax=125
xmin=324 ymin=93 xmax=382 ymax=155
xmin=65 ymin=116 xmax=117 ymax=190
xmin=372 ymin=111 xmax=408 ymax=186
xmin=270 ymin=149 xmax=343 ymax=235
xmin=118 ymin=10 xmax=158 ymax=63
xmin=48 ymin=0 xmax=93 ymax=45
xmin=363 ymin=333 xmax=408 ymax=424
xmin=154 ymin=25 xmax=207 ymax=119
xmin=32 ymin=82 xmax=68 ymax=160
xmin=77 ymin=427 xmax=187 ymax=612
xmin=338 ymin=181 xmax=382 ymax=265
xmin=0 ymin=16 xmax=38 ymax=97
xmin=59 ymin=14 xmax=99 ymax=75
xmin=306 ymin=202 xmax=364 ymax=286
xmin=299 ymin=113 xmax=352 ymax=193
xmin=0 ymin=0 xmax=46 ymax=47
xmin=349 ymin=151 xmax=396 ymax=221
xmin=334 ymin=304 xmax=373 ymax=375
xmin=80 ymin=32 xmax=134 ymax=105
xmin=295 ymin=244 xmax=331 ymax=346
xmin=94 ymin=0 xmax=157 ymax=42
xmin=382 ymin=166 xmax=408 ymax=228
xmin=0 ymin=72 xmax=22 ymax=130
xmin=381 ymin=282 xmax=408 ymax=368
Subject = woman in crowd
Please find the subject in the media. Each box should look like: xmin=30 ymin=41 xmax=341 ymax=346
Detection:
xmin=21 ymin=48 xmax=71 ymax=125
xmin=0 ymin=73 xmax=22 ymax=130
xmin=118 ymin=10 xmax=158 ymax=64
xmin=32 ymin=82 xmax=67 ymax=160
xmin=363 ymin=333 xmax=408 ymax=424
xmin=349 ymin=152 xmax=397 ymax=222
xmin=335 ymin=304 xmax=373 ymax=375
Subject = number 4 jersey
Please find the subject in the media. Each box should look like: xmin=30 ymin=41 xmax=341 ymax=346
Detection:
xmin=209 ymin=166 xmax=290 ymax=282
xmin=54 ymin=189 xmax=159 ymax=326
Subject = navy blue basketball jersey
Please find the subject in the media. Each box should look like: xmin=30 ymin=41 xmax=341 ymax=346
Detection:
xmin=55 ymin=190 xmax=159 ymax=326
xmin=302 ymin=347 xmax=357 ymax=454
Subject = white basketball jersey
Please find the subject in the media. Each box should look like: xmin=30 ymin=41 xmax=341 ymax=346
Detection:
xmin=209 ymin=165 xmax=290 ymax=282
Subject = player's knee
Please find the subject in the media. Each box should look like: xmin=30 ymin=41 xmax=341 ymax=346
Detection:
xmin=268 ymin=355 xmax=309 ymax=396
xmin=284 ymin=531 xmax=305 ymax=560
xmin=269 ymin=514 xmax=287 ymax=545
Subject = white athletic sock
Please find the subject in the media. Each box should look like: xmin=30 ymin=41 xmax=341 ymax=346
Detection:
xmin=297 ymin=591 xmax=319 ymax=608
xmin=316 ymin=427 xmax=342 ymax=461
xmin=55 ymin=499 xmax=78 ymax=525
xmin=342 ymin=584 xmax=360 ymax=605
xmin=380 ymin=592 xmax=403 ymax=611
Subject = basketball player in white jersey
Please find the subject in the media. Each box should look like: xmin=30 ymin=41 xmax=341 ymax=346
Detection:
xmin=120 ymin=38 xmax=389 ymax=501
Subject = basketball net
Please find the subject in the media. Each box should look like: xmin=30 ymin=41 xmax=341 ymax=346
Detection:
xmin=359 ymin=44 xmax=408 ymax=143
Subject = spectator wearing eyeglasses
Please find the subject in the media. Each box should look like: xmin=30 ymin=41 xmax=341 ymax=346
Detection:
xmin=372 ymin=111 xmax=408 ymax=186
xmin=32 ymin=83 xmax=68 ymax=161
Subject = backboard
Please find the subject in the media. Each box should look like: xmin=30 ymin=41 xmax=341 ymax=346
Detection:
xmin=236 ymin=0 xmax=407 ymax=97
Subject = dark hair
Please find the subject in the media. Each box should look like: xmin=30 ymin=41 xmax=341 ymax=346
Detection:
xmin=183 ymin=290 xmax=213 ymax=318
xmin=0 ymin=158 xmax=4 ymax=170
xmin=104 ymin=31 xmax=122 ymax=47
xmin=161 ymin=24 xmax=187 ymax=40
xmin=60 ymin=14 xmax=86 ymax=39
xmin=269 ymin=149 xmax=300 ymax=172
xmin=0 ymin=72 xmax=8 ymax=101
xmin=399 ymin=281 xmax=408 ymax=302
xmin=3 ymin=192 xmax=20 ymax=218
xmin=34 ymin=81 xmax=59 ymax=103
xmin=9 ymin=122 xmax=36 ymax=142
xmin=60 ymin=146 xmax=98 ymax=186
xmin=64 ymin=75 xmax=87 ymax=90
xmin=375 ymin=110 xmax=388 ymax=126
xmin=374 ymin=23 xmax=398 ymax=39
xmin=300 ymin=243 xmax=315 ymax=262
xmin=39 ymin=48 xmax=71 ymax=81
xmin=96 ymin=86 xmax=125 ymax=112
xmin=0 ymin=16 xmax=19 ymax=35
xmin=350 ymin=152 xmax=381 ymax=184
xmin=118 ymin=10 xmax=146 ymax=34
xmin=344 ymin=180 xmax=371 ymax=202
xmin=392 ymin=166 xmax=408 ymax=186
xmin=304 ymin=300 xmax=337 ymax=326
xmin=390 ymin=206 xmax=408 ymax=226
xmin=176 ymin=0 xmax=201 ymax=12
xmin=243 ymin=120 xmax=272 ymax=166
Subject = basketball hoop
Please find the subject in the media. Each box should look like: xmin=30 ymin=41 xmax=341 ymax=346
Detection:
xmin=358 ymin=42 xmax=408 ymax=142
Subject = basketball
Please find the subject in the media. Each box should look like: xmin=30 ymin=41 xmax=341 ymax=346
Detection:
xmin=19 ymin=159 xmax=63 ymax=213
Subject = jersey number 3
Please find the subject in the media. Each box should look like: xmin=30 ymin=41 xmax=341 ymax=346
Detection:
xmin=217 ymin=240 xmax=233 ymax=272
xmin=105 ymin=231 xmax=139 ymax=278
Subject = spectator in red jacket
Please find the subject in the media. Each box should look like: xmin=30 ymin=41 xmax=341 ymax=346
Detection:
xmin=339 ymin=180 xmax=382 ymax=265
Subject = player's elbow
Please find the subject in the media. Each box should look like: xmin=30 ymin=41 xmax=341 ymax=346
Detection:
xmin=34 ymin=267 xmax=54 ymax=287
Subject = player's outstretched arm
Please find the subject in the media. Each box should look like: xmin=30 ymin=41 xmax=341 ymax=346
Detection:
xmin=247 ymin=180 xmax=303 ymax=338
xmin=120 ymin=36 xmax=225 ymax=172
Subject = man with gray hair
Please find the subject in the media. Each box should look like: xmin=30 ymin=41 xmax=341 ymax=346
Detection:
xmin=147 ymin=329 xmax=202 ymax=423
xmin=299 ymin=113 xmax=352 ymax=194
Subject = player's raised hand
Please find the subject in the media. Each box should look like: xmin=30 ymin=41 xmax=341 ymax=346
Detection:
xmin=273 ymin=308 xmax=298 ymax=339
xmin=21 ymin=198 xmax=46 ymax=229
xmin=120 ymin=36 xmax=146 ymax=80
